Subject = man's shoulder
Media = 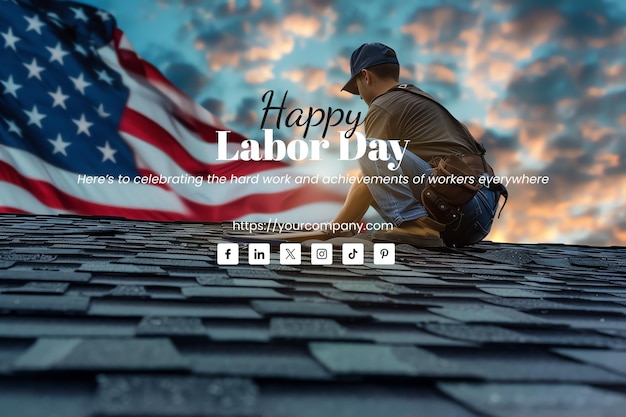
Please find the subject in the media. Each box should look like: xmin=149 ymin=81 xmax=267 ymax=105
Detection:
xmin=391 ymin=84 xmax=440 ymax=102
xmin=374 ymin=84 xmax=435 ymax=104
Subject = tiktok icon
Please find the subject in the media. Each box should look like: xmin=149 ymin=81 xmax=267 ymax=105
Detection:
xmin=342 ymin=243 xmax=364 ymax=265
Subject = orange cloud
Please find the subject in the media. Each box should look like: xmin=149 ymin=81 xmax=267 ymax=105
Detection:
xmin=325 ymin=82 xmax=353 ymax=100
xmin=336 ymin=56 xmax=351 ymax=75
xmin=401 ymin=7 xmax=460 ymax=46
xmin=206 ymin=50 xmax=241 ymax=71
xmin=245 ymin=64 xmax=274 ymax=84
xmin=283 ymin=14 xmax=321 ymax=37
xmin=517 ymin=120 xmax=565 ymax=161
xmin=244 ymin=21 xmax=295 ymax=62
xmin=416 ymin=62 xmax=457 ymax=84
xmin=487 ymin=60 xmax=516 ymax=83
xmin=579 ymin=120 xmax=615 ymax=143
xmin=487 ymin=163 xmax=626 ymax=246
xmin=399 ymin=65 xmax=413 ymax=81
xmin=282 ymin=67 xmax=327 ymax=92
xmin=500 ymin=9 xmax=564 ymax=45
xmin=485 ymin=106 xmax=521 ymax=131
xmin=605 ymin=63 xmax=625 ymax=78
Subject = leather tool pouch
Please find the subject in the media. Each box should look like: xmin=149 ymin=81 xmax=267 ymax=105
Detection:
xmin=421 ymin=154 xmax=483 ymax=227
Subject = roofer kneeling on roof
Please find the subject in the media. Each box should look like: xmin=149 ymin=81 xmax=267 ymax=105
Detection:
xmin=332 ymin=42 xmax=508 ymax=248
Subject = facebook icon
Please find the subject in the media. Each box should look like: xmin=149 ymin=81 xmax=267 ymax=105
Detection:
xmin=217 ymin=243 xmax=239 ymax=265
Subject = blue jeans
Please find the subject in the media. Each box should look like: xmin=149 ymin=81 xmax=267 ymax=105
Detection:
xmin=358 ymin=145 xmax=500 ymax=246
xmin=441 ymin=184 xmax=500 ymax=246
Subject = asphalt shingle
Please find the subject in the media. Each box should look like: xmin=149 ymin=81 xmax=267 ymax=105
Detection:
xmin=1 ymin=214 xmax=626 ymax=416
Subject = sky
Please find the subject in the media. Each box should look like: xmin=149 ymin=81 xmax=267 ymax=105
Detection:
xmin=79 ymin=0 xmax=626 ymax=246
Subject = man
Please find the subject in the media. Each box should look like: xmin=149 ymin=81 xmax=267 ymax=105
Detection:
xmin=333 ymin=42 xmax=505 ymax=247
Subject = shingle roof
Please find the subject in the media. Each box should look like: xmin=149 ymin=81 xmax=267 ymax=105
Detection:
xmin=1 ymin=214 xmax=626 ymax=417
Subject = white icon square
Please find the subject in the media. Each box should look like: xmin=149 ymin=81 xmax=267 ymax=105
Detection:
xmin=311 ymin=243 xmax=333 ymax=265
xmin=248 ymin=243 xmax=270 ymax=265
xmin=217 ymin=243 xmax=239 ymax=265
xmin=280 ymin=243 xmax=301 ymax=265
xmin=373 ymin=243 xmax=395 ymax=265
xmin=342 ymin=243 xmax=364 ymax=265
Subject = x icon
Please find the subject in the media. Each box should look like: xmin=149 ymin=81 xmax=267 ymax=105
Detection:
xmin=280 ymin=243 xmax=301 ymax=265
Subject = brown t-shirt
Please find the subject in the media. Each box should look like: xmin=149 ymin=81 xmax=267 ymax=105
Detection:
xmin=365 ymin=85 xmax=477 ymax=162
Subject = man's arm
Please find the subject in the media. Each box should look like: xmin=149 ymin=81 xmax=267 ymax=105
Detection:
xmin=331 ymin=105 xmax=390 ymax=226
xmin=331 ymin=178 xmax=372 ymax=224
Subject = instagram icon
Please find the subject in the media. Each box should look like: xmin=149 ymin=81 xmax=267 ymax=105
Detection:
xmin=311 ymin=243 xmax=333 ymax=265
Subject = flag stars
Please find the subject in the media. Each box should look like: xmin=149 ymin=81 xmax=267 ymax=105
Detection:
xmin=24 ymin=105 xmax=46 ymax=128
xmin=95 ymin=103 xmax=110 ymax=118
xmin=97 ymin=141 xmax=117 ymax=163
xmin=70 ymin=7 xmax=89 ymax=22
xmin=72 ymin=113 xmax=93 ymax=136
xmin=1 ymin=27 xmax=20 ymax=51
xmin=46 ymin=42 xmax=69 ymax=65
xmin=1 ymin=75 xmax=22 ymax=98
xmin=24 ymin=14 xmax=45 ymax=34
xmin=46 ymin=12 xmax=64 ymax=27
xmin=48 ymin=133 xmax=71 ymax=156
xmin=95 ymin=10 xmax=111 ymax=21
xmin=96 ymin=69 xmax=114 ymax=85
xmin=48 ymin=86 xmax=69 ymax=109
xmin=74 ymin=43 xmax=88 ymax=56
xmin=69 ymin=72 xmax=91 ymax=94
xmin=3 ymin=118 xmax=22 ymax=137
xmin=23 ymin=58 xmax=45 ymax=80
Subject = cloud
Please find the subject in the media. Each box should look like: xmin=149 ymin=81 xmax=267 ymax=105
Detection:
xmin=195 ymin=28 xmax=248 ymax=70
xmin=245 ymin=64 xmax=275 ymax=84
xmin=282 ymin=67 xmax=327 ymax=92
xmin=200 ymin=98 xmax=225 ymax=118
xmin=487 ymin=171 xmax=626 ymax=246
xmin=400 ymin=5 xmax=479 ymax=54
xmin=458 ymin=0 xmax=626 ymax=246
xmin=213 ymin=0 xmax=262 ymax=18
xmin=467 ymin=124 xmax=521 ymax=174
xmin=232 ymin=97 xmax=259 ymax=129
xmin=90 ymin=0 xmax=626 ymax=246
xmin=494 ymin=0 xmax=626 ymax=50
xmin=324 ymin=82 xmax=352 ymax=100
xmin=164 ymin=62 xmax=210 ymax=98
xmin=283 ymin=14 xmax=322 ymax=37
xmin=243 ymin=19 xmax=295 ymax=62
xmin=414 ymin=61 xmax=461 ymax=101
xmin=506 ymin=62 xmax=580 ymax=105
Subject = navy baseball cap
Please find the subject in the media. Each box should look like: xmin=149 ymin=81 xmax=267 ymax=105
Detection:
xmin=341 ymin=42 xmax=399 ymax=95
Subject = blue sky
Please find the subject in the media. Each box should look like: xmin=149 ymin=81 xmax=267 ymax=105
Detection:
xmin=80 ymin=0 xmax=626 ymax=245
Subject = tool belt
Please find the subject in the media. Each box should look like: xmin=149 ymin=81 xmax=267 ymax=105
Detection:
xmin=421 ymin=154 xmax=484 ymax=228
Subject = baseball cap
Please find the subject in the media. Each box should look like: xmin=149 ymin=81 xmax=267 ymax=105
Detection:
xmin=341 ymin=42 xmax=399 ymax=95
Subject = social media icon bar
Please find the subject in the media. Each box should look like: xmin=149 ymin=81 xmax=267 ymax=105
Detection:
xmin=373 ymin=243 xmax=395 ymax=265
xmin=216 ymin=243 xmax=395 ymax=266
xmin=311 ymin=243 xmax=333 ymax=265
xmin=248 ymin=243 xmax=271 ymax=265
xmin=217 ymin=243 xmax=239 ymax=265
xmin=342 ymin=243 xmax=364 ymax=265
xmin=280 ymin=243 xmax=301 ymax=265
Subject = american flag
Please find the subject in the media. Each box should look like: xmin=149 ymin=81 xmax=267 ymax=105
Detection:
xmin=0 ymin=0 xmax=343 ymax=221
